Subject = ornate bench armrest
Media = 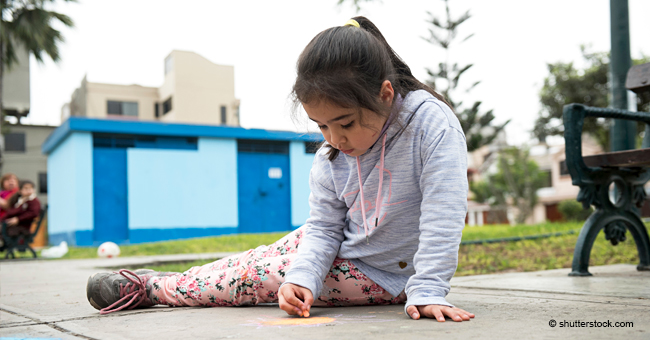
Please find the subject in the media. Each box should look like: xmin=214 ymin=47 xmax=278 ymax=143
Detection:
xmin=562 ymin=104 xmax=650 ymax=186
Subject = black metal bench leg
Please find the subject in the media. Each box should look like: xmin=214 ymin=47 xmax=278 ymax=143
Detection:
xmin=28 ymin=246 xmax=37 ymax=258
xmin=570 ymin=210 xmax=606 ymax=276
xmin=624 ymin=213 xmax=650 ymax=271
xmin=570 ymin=209 xmax=650 ymax=276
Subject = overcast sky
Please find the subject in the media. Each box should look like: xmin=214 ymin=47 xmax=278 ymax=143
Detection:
xmin=19 ymin=0 xmax=650 ymax=145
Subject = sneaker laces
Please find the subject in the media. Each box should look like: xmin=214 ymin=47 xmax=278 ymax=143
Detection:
xmin=100 ymin=269 xmax=152 ymax=315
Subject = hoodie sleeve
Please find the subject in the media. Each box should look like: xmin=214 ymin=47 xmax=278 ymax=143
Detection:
xmin=404 ymin=120 xmax=468 ymax=313
xmin=282 ymin=153 xmax=348 ymax=298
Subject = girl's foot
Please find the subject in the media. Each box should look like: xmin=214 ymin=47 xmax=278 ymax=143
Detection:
xmin=86 ymin=269 xmax=169 ymax=314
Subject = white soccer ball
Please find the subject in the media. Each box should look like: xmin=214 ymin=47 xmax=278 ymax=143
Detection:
xmin=97 ymin=242 xmax=121 ymax=258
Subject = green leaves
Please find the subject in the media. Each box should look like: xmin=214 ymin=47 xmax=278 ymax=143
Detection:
xmin=1 ymin=0 xmax=74 ymax=69
xmin=470 ymin=147 xmax=547 ymax=224
xmin=423 ymin=0 xmax=508 ymax=152
xmin=533 ymin=47 xmax=649 ymax=150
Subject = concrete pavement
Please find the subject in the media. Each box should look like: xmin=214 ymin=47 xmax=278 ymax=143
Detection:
xmin=1 ymin=254 xmax=648 ymax=339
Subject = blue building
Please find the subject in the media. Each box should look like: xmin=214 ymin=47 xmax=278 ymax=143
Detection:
xmin=42 ymin=117 xmax=323 ymax=246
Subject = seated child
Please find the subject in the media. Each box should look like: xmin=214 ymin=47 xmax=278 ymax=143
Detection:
xmin=85 ymin=16 xmax=474 ymax=322
xmin=1 ymin=180 xmax=42 ymax=241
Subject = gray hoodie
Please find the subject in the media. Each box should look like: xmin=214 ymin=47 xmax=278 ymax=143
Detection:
xmin=284 ymin=90 xmax=468 ymax=311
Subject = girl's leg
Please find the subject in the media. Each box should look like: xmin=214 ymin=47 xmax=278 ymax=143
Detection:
xmin=148 ymin=228 xmax=306 ymax=307
xmin=314 ymin=258 xmax=407 ymax=306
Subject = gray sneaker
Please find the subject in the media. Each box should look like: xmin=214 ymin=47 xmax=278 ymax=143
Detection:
xmin=86 ymin=269 xmax=174 ymax=314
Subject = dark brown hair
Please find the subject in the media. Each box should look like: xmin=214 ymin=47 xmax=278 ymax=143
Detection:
xmin=291 ymin=16 xmax=451 ymax=160
xmin=19 ymin=180 xmax=35 ymax=190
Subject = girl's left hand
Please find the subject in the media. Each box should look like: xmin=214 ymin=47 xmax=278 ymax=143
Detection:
xmin=406 ymin=304 xmax=475 ymax=322
xmin=6 ymin=217 xmax=19 ymax=226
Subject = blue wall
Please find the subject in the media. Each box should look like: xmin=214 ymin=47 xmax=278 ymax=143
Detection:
xmin=43 ymin=118 xmax=323 ymax=245
xmin=127 ymin=138 xmax=238 ymax=243
xmin=47 ymin=132 xmax=94 ymax=246
xmin=290 ymin=141 xmax=316 ymax=228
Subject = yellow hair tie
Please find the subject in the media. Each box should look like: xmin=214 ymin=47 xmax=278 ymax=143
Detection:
xmin=344 ymin=19 xmax=360 ymax=28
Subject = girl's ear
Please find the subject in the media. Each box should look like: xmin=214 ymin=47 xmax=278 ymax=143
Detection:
xmin=379 ymin=80 xmax=394 ymax=106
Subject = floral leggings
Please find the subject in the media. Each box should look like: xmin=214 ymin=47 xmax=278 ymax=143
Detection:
xmin=148 ymin=226 xmax=406 ymax=307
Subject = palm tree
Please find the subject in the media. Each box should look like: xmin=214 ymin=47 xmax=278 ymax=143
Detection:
xmin=0 ymin=0 xmax=74 ymax=168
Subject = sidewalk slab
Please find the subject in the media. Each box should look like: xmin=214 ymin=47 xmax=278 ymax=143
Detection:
xmin=1 ymin=255 xmax=649 ymax=339
xmin=0 ymin=323 xmax=76 ymax=340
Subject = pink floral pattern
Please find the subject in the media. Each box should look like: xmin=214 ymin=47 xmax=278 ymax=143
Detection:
xmin=149 ymin=226 xmax=406 ymax=308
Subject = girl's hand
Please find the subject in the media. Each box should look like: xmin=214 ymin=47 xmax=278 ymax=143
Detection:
xmin=278 ymin=283 xmax=313 ymax=316
xmin=406 ymin=304 xmax=475 ymax=322
xmin=5 ymin=217 xmax=19 ymax=226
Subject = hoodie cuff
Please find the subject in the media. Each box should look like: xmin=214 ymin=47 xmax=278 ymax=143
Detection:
xmin=404 ymin=294 xmax=454 ymax=318
xmin=282 ymin=270 xmax=322 ymax=300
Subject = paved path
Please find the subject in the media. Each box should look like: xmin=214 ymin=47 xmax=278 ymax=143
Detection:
xmin=1 ymin=254 xmax=649 ymax=339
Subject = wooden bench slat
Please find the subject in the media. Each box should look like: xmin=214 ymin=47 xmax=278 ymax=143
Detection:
xmin=583 ymin=148 xmax=650 ymax=168
xmin=626 ymin=62 xmax=650 ymax=94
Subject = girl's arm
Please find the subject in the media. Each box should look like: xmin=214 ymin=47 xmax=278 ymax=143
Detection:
xmin=283 ymin=158 xmax=348 ymax=301
xmin=405 ymin=114 xmax=469 ymax=316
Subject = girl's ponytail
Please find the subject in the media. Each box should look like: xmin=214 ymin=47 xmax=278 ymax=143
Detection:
xmin=351 ymin=16 xmax=452 ymax=109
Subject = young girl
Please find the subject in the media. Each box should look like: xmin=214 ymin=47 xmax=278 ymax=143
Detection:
xmin=87 ymin=16 xmax=474 ymax=322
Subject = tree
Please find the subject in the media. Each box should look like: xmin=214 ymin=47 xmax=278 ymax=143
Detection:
xmin=0 ymin=0 xmax=74 ymax=168
xmin=422 ymin=0 xmax=509 ymax=152
xmin=470 ymin=147 xmax=547 ymax=224
xmin=532 ymin=47 xmax=649 ymax=150
xmin=337 ymin=0 xmax=509 ymax=152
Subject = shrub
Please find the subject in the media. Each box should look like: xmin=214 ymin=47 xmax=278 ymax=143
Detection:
xmin=558 ymin=199 xmax=593 ymax=221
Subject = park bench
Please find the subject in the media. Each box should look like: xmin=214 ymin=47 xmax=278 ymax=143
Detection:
xmin=1 ymin=205 xmax=48 ymax=259
xmin=563 ymin=62 xmax=650 ymax=276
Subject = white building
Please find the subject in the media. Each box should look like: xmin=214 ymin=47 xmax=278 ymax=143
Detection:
xmin=62 ymin=50 xmax=240 ymax=126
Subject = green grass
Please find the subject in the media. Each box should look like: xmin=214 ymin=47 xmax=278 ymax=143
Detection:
xmin=12 ymin=222 xmax=644 ymax=277
xmin=455 ymin=221 xmax=642 ymax=276
xmin=141 ymin=259 xmax=218 ymax=273
xmin=49 ymin=232 xmax=288 ymax=260
xmin=460 ymin=221 xmax=583 ymax=242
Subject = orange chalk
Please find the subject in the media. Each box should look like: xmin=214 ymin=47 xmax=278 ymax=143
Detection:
xmin=262 ymin=317 xmax=334 ymax=326
xmin=303 ymin=311 xmax=310 ymax=318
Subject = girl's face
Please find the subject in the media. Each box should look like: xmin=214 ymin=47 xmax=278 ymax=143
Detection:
xmin=20 ymin=184 xmax=34 ymax=198
xmin=304 ymin=102 xmax=387 ymax=157
xmin=303 ymin=81 xmax=394 ymax=157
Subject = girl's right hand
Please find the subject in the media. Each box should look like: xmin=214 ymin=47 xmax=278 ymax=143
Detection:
xmin=278 ymin=283 xmax=313 ymax=316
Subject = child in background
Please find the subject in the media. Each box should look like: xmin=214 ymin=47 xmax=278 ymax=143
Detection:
xmin=2 ymin=180 xmax=41 ymax=240
xmin=86 ymin=16 xmax=474 ymax=322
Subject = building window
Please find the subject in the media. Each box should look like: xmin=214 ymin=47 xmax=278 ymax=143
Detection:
xmin=238 ymin=140 xmax=289 ymax=154
xmin=540 ymin=169 xmax=552 ymax=188
xmin=162 ymin=97 xmax=172 ymax=115
xmin=154 ymin=103 xmax=160 ymax=118
xmin=165 ymin=55 xmax=173 ymax=75
xmin=559 ymin=160 xmax=569 ymax=176
xmin=305 ymin=142 xmax=320 ymax=154
xmin=107 ymin=100 xmax=138 ymax=117
xmin=220 ymin=106 xmax=227 ymax=124
xmin=38 ymin=172 xmax=47 ymax=194
xmin=4 ymin=132 xmax=26 ymax=152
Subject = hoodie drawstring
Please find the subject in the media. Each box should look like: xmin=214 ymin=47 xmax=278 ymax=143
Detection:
xmin=356 ymin=133 xmax=387 ymax=244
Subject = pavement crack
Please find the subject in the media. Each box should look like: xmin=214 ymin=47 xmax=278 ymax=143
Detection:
xmin=2 ymin=305 xmax=178 ymax=323
xmin=0 ymin=321 xmax=42 ymax=329
xmin=452 ymin=288 xmax=650 ymax=307
xmin=1 ymin=306 xmax=98 ymax=339
xmin=452 ymin=284 xmax=648 ymax=299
